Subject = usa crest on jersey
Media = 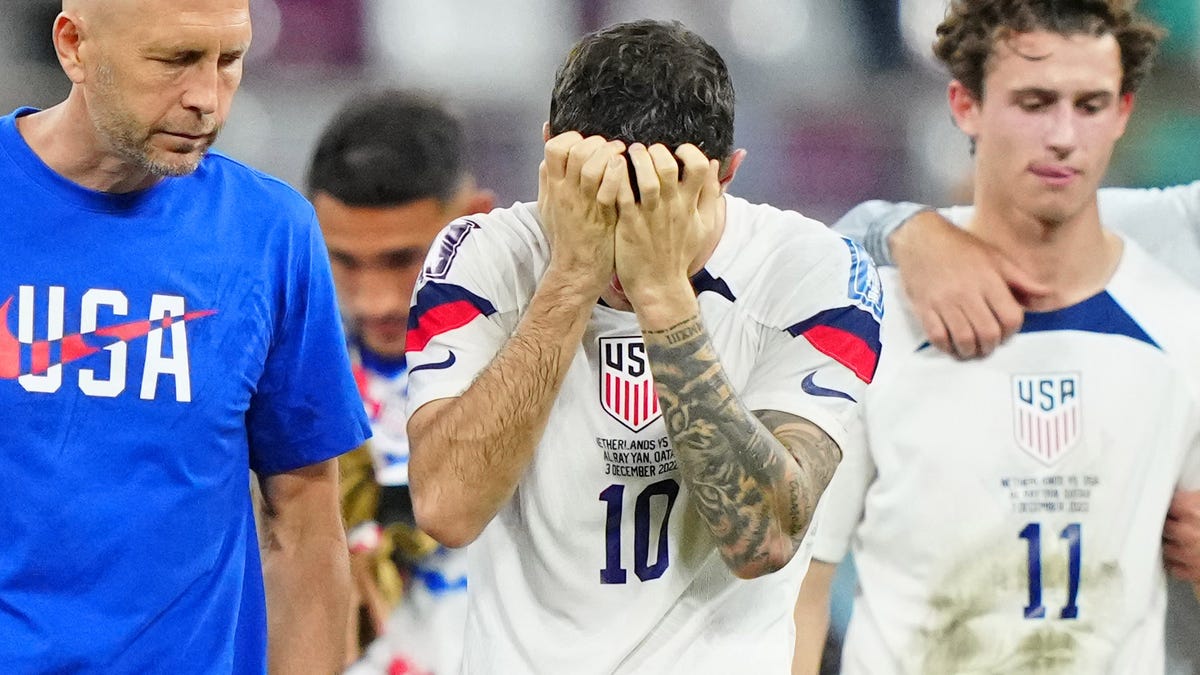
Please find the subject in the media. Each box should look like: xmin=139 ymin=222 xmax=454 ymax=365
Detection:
xmin=599 ymin=336 xmax=661 ymax=432
xmin=1012 ymin=373 xmax=1081 ymax=463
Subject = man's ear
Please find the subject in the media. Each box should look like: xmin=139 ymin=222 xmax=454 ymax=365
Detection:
xmin=542 ymin=121 xmax=551 ymax=143
xmin=465 ymin=188 xmax=495 ymax=216
xmin=948 ymin=79 xmax=981 ymax=140
xmin=718 ymin=148 xmax=747 ymax=189
xmin=54 ymin=12 xmax=87 ymax=84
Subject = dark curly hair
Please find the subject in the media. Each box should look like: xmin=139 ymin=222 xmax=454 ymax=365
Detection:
xmin=933 ymin=0 xmax=1164 ymax=99
xmin=548 ymin=19 xmax=735 ymax=162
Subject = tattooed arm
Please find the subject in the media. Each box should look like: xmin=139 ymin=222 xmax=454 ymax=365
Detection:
xmin=614 ymin=143 xmax=843 ymax=577
xmin=643 ymin=315 xmax=843 ymax=578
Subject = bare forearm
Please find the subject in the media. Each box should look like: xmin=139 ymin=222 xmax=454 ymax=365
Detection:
xmin=263 ymin=530 xmax=350 ymax=673
xmin=643 ymin=315 xmax=841 ymax=578
xmin=793 ymin=560 xmax=838 ymax=675
xmin=259 ymin=461 xmax=350 ymax=674
xmin=410 ymin=268 xmax=597 ymax=546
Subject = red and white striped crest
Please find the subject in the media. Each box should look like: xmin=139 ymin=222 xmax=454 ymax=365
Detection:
xmin=1012 ymin=373 xmax=1081 ymax=464
xmin=599 ymin=336 xmax=661 ymax=432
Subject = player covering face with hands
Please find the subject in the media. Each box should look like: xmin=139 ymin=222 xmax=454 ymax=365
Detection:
xmin=404 ymin=19 xmax=882 ymax=675
xmin=537 ymin=135 xmax=725 ymax=325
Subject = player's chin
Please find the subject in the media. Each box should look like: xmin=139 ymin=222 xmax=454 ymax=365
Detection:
xmin=145 ymin=148 xmax=208 ymax=177
xmin=361 ymin=333 xmax=409 ymax=360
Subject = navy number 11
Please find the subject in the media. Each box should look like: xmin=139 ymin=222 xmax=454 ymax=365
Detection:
xmin=1019 ymin=522 xmax=1082 ymax=619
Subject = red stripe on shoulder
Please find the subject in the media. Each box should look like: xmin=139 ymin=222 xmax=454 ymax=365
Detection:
xmin=406 ymin=300 xmax=485 ymax=353
xmin=803 ymin=325 xmax=877 ymax=383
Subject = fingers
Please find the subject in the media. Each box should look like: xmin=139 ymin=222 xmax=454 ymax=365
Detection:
xmin=596 ymin=153 xmax=628 ymax=208
xmin=1163 ymin=520 xmax=1189 ymax=546
xmin=919 ymin=307 xmax=953 ymax=356
xmin=648 ymin=144 xmax=680 ymax=204
xmin=616 ymin=156 xmax=638 ymax=210
xmin=1169 ymin=489 xmax=1200 ymax=520
xmin=1161 ymin=491 xmax=1200 ymax=582
xmin=699 ymin=158 xmax=721 ymax=203
xmin=961 ymin=294 xmax=1004 ymax=357
xmin=991 ymin=254 xmax=1036 ymax=336
xmin=580 ymin=140 xmax=627 ymax=199
xmin=543 ymin=131 xmax=583 ymax=181
xmin=946 ymin=305 xmax=985 ymax=359
xmin=996 ymin=253 xmax=1052 ymax=303
xmin=675 ymin=144 xmax=710 ymax=203
xmin=565 ymin=135 xmax=610 ymax=187
xmin=910 ymin=259 xmax=1025 ymax=359
xmin=985 ymin=291 xmax=1025 ymax=346
xmin=1164 ymin=540 xmax=1200 ymax=582
xmin=626 ymin=144 xmax=660 ymax=209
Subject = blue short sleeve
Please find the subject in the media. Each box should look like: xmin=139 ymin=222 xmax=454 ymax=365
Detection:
xmin=247 ymin=210 xmax=370 ymax=475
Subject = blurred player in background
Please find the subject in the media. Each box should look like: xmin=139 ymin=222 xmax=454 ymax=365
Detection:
xmin=0 ymin=0 xmax=370 ymax=672
xmin=306 ymin=89 xmax=494 ymax=673
xmin=405 ymin=18 xmax=883 ymax=674
xmin=795 ymin=1 xmax=1200 ymax=673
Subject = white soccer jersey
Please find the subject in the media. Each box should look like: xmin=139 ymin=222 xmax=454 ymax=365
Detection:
xmin=1099 ymin=183 xmax=1200 ymax=283
xmin=405 ymin=195 xmax=884 ymax=675
xmin=925 ymin=184 xmax=1200 ymax=674
xmin=813 ymin=239 xmax=1200 ymax=674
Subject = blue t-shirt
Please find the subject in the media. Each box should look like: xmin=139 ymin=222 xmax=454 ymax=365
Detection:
xmin=0 ymin=108 xmax=371 ymax=673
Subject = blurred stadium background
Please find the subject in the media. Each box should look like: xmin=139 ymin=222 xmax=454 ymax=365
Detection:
xmin=2 ymin=0 xmax=1196 ymax=223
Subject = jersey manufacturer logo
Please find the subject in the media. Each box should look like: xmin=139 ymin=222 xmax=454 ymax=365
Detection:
xmin=409 ymin=351 xmax=456 ymax=374
xmin=800 ymin=371 xmax=856 ymax=402
xmin=1012 ymin=373 xmax=1080 ymax=464
xmin=599 ymin=336 xmax=661 ymax=432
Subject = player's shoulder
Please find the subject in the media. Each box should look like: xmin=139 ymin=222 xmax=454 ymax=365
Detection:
xmin=418 ymin=201 xmax=546 ymax=312
xmin=1108 ymin=238 xmax=1200 ymax=353
xmin=722 ymin=194 xmax=844 ymax=254
xmin=1098 ymin=181 xmax=1200 ymax=215
xmin=715 ymin=195 xmax=884 ymax=328
xmin=437 ymin=200 xmax=545 ymax=261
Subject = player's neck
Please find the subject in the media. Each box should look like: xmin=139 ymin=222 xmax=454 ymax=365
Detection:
xmin=17 ymin=95 xmax=160 ymax=194
xmin=968 ymin=196 xmax=1123 ymax=311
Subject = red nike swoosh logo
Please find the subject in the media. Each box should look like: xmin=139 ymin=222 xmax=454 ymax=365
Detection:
xmin=0 ymin=296 xmax=217 ymax=380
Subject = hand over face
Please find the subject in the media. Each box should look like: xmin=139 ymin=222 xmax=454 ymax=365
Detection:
xmin=537 ymin=132 xmax=628 ymax=294
xmin=612 ymin=143 xmax=721 ymax=308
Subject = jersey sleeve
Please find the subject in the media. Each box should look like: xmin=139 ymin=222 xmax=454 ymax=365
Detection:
xmin=405 ymin=217 xmax=516 ymax=416
xmin=1098 ymin=182 xmax=1200 ymax=239
xmin=739 ymin=236 xmax=883 ymax=459
xmin=247 ymin=210 xmax=371 ymax=475
xmin=830 ymin=200 xmax=930 ymax=267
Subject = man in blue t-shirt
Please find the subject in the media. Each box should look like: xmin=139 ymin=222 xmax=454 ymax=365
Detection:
xmin=0 ymin=0 xmax=370 ymax=672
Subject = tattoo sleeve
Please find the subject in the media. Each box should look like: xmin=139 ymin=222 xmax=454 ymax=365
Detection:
xmin=643 ymin=315 xmax=843 ymax=577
